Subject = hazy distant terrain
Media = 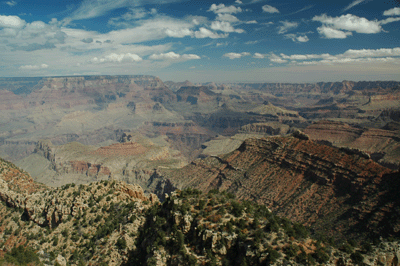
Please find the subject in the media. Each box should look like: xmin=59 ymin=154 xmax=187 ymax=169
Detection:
xmin=0 ymin=76 xmax=399 ymax=189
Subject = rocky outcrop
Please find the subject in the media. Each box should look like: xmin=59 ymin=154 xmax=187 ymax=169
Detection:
xmin=304 ymin=120 xmax=400 ymax=169
xmin=139 ymin=121 xmax=213 ymax=161
xmin=176 ymin=86 xmax=219 ymax=104
xmin=235 ymin=81 xmax=400 ymax=95
xmin=238 ymin=122 xmax=290 ymax=135
xmin=0 ymin=158 xmax=151 ymax=228
xmin=160 ymin=135 xmax=397 ymax=240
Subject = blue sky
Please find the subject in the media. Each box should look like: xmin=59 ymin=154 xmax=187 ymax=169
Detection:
xmin=0 ymin=0 xmax=399 ymax=82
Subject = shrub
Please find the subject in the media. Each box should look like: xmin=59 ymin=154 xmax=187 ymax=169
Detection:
xmin=53 ymin=236 xmax=59 ymax=246
xmin=351 ymin=251 xmax=364 ymax=265
xmin=231 ymin=201 xmax=244 ymax=217
xmin=340 ymin=243 xmax=354 ymax=254
xmin=265 ymin=246 xmax=281 ymax=264
xmin=4 ymin=245 xmax=40 ymax=265
xmin=313 ymin=248 xmax=329 ymax=264
xmin=116 ymin=238 xmax=127 ymax=250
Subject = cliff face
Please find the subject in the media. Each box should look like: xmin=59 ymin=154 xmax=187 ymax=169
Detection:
xmin=1 ymin=156 xmax=400 ymax=266
xmin=304 ymin=120 xmax=400 ymax=169
xmin=176 ymin=86 xmax=218 ymax=104
xmin=245 ymin=81 xmax=400 ymax=95
xmin=161 ymin=135 xmax=397 ymax=240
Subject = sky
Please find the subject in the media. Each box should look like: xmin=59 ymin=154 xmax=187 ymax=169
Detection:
xmin=0 ymin=0 xmax=399 ymax=83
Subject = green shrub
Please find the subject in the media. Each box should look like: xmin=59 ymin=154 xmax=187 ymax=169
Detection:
xmin=351 ymin=251 xmax=364 ymax=265
xmin=4 ymin=245 xmax=40 ymax=265
xmin=231 ymin=201 xmax=244 ymax=217
xmin=116 ymin=238 xmax=127 ymax=250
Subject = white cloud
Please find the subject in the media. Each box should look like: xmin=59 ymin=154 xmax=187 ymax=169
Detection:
xmin=194 ymin=27 xmax=228 ymax=38
xmin=275 ymin=47 xmax=400 ymax=67
xmin=379 ymin=17 xmax=400 ymax=25
xmin=285 ymin=34 xmax=309 ymax=42
xmin=280 ymin=53 xmax=332 ymax=60
xmin=211 ymin=21 xmax=244 ymax=33
xmin=216 ymin=42 xmax=228 ymax=47
xmin=342 ymin=47 xmax=400 ymax=58
xmin=246 ymin=20 xmax=257 ymax=24
xmin=149 ymin=52 xmax=200 ymax=60
xmin=69 ymin=0 xmax=183 ymax=21
xmin=270 ymin=53 xmax=288 ymax=63
xmin=253 ymin=53 xmax=265 ymax=59
xmin=343 ymin=0 xmax=366 ymax=12
xmin=108 ymin=8 xmax=151 ymax=27
xmin=277 ymin=21 xmax=298 ymax=34
xmin=165 ymin=28 xmax=192 ymax=37
xmin=0 ymin=15 xmax=26 ymax=28
xmin=245 ymin=40 xmax=259 ymax=45
xmin=90 ymin=53 xmax=143 ymax=63
xmin=262 ymin=5 xmax=279 ymax=13
xmin=296 ymin=35 xmax=309 ymax=42
xmin=383 ymin=7 xmax=400 ymax=16
xmin=5 ymin=0 xmax=17 ymax=6
xmin=209 ymin=3 xmax=242 ymax=14
xmin=317 ymin=26 xmax=352 ymax=39
xmin=235 ymin=0 xmax=243 ymax=4
xmin=216 ymin=13 xmax=239 ymax=22
xmin=313 ymin=14 xmax=382 ymax=34
xmin=223 ymin=52 xmax=250 ymax=59
xmin=19 ymin=64 xmax=49 ymax=70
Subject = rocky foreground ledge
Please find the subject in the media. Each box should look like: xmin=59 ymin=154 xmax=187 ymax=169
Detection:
xmin=0 ymin=151 xmax=400 ymax=265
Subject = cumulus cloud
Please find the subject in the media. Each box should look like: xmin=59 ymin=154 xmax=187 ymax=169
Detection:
xmin=19 ymin=64 xmax=49 ymax=70
xmin=0 ymin=15 xmax=25 ymax=28
xmin=149 ymin=51 xmax=200 ymax=60
xmin=235 ymin=0 xmax=243 ymax=4
xmin=262 ymin=5 xmax=279 ymax=13
xmin=285 ymin=34 xmax=309 ymax=42
xmin=216 ymin=13 xmax=239 ymax=22
xmin=246 ymin=20 xmax=257 ymax=24
xmin=277 ymin=21 xmax=298 ymax=34
xmin=313 ymin=14 xmax=382 ymax=36
xmin=90 ymin=53 xmax=143 ymax=63
xmin=270 ymin=53 xmax=288 ymax=63
xmin=280 ymin=53 xmax=333 ymax=60
xmin=317 ymin=26 xmax=352 ymax=39
xmin=342 ymin=47 xmax=400 ymax=58
xmin=165 ymin=28 xmax=192 ymax=37
xmin=253 ymin=53 xmax=265 ymax=59
xmin=194 ymin=27 xmax=228 ymax=38
xmin=274 ymin=47 xmax=400 ymax=66
xmin=209 ymin=3 xmax=242 ymax=14
xmin=211 ymin=21 xmax=244 ymax=33
xmin=223 ymin=52 xmax=250 ymax=59
xmin=383 ymin=7 xmax=400 ymax=16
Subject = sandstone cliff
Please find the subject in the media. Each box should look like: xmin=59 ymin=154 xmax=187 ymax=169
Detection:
xmin=304 ymin=120 xmax=400 ymax=169
xmin=160 ymin=134 xmax=398 ymax=241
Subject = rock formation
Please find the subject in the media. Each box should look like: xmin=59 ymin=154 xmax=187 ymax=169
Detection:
xmin=160 ymin=134 xmax=398 ymax=240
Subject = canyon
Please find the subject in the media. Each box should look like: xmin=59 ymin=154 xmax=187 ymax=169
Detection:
xmin=0 ymin=76 xmax=399 ymax=264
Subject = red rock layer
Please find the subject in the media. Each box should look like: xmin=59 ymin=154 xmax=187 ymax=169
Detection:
xmin=162 ymin=136 xmax=398 ymax=239
xmin=304 ymin=120 xmax=400 ymax=168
